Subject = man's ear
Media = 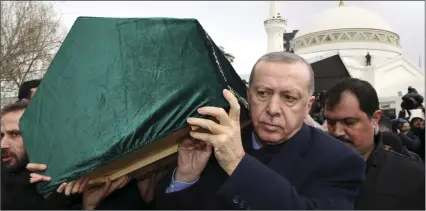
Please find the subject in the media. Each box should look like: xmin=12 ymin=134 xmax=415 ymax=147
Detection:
xmin=372 ymin=110 xmax=382 ymax=125
xmin=306 ymin=96 xmax=315 ymax=115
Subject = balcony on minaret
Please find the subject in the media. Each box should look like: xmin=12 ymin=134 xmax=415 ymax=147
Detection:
xmin=274 ymin=13 xmax=282 ymax=19
xmin=264 ymin=18 xmax=287 ymax=25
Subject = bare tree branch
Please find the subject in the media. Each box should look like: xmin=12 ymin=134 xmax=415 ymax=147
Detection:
xmin=1 ymin=1 xmax=65 ymax=105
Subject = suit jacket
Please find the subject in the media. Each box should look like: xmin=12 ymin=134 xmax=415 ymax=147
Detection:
xmin=355 ymin=133 xmax=425 ymax=210
xmin=155 ymin=123 xmax=366 ymax=210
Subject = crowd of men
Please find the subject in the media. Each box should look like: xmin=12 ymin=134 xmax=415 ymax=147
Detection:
xmin=1 ymin=51 xmax=425 ymax=210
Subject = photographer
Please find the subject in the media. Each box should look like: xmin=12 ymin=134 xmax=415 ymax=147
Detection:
xmin=398 ymin=86 xmax=424 ymax=120
xmin=397 ymin=86 xmax=425 ymax=161
xmin=393 ymin=118 xmax=421 ymax=155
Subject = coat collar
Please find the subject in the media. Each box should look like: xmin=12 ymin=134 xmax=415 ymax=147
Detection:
xmin=365 ymin=132 xmax=386 ymax=173
xmin=242 ymin=123 xmax=312 ymax=158
xmin=242 ymin=123 xmax=313 ymax=181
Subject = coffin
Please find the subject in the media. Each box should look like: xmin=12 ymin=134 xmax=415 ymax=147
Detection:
xmin=19 ymin=17 xmax=250 ymax=194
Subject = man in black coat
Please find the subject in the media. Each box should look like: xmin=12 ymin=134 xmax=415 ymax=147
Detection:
xmin=155 ymin=52 xmax=366 ymax=209
xmin=324 ymin=78 xmax=425 ymax=210
xmin=1 ymin=100 xmax=150 ymax=210
xmin=397 ymin=118 xmax=421 ymax=154
xmin=410 ymin=117 xmax=425 ymax=161
xmin=378 ymin=116 xmax=423 ymax=163
xmin=1 ymin=100 xmax=74 ymax=210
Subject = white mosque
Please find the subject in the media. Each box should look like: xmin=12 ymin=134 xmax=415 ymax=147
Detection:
xmin=255 ymin=0 xmax=425 ymax=118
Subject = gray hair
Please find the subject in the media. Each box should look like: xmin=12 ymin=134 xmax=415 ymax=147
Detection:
xmin=248 ymin=52 xmax=315 ymax=95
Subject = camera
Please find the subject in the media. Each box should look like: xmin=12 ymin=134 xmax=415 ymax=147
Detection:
xmin=310 ymin=91 xmax=327 ymax=125
xmin=311 ymin=91 xmax=327 ymax=114
xmin=401 ymin=86 xmax=424 ymax=110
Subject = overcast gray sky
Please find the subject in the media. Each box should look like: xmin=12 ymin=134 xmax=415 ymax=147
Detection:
xmin=53 ymin=1 xmax=425 ymax=75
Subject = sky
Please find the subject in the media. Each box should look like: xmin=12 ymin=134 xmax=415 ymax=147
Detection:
xmin=53 ymin=1 xmax=425 ymax=76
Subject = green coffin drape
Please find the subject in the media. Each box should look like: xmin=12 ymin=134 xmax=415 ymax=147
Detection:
xmin=19 ymin=17 xmax=249 ymax=194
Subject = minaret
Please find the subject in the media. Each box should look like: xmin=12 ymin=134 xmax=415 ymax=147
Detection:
xmin=264 ymin=1 xmax=286 ymax=53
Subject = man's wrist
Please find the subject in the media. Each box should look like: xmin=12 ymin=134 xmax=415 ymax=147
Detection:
xmin=174 ymin=170 xmax=199 ymax=183
xmin=83 ymin=202 xmax=97 ymax=210
xmin=224 ymin=152 xmax=246 ymax=176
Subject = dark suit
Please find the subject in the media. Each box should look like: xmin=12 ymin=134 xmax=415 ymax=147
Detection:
xmin=355 ymin=132 xmax=425 ymax=210
xmin=156 ymin=123 xmax=366 ymax=209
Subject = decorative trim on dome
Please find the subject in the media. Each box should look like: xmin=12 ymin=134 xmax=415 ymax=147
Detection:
xmin=292 ymin=29 xmax=401 ymax=51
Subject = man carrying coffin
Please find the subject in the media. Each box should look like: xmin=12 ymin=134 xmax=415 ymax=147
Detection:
xmin=155 ymin=52 xmax=366 ymax=209
xmin=1 ymin=100 xmax=143 ymax=210
xmin=1 ymin=100 xmax=74 ymax=209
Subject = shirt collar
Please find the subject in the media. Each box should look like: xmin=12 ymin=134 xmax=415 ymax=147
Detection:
xmin=252 ymin=133 xmax=261 ymax=150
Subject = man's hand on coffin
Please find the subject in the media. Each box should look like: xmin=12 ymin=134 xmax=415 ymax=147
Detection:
xmin=27 ymin=162 xmax=83 ymax=196
xmin=27 ymin=163 xmax=55 ymax=199
xmin=186 ymin=89 xmax=246 ymax=176
xmin=56 ymin=177 xmax=89 ymax=196
xmin=27 ymin=163 xmax=52 ymax=184
xmin=27 ymin=163 xmax=88 ymax=198
xmin=175 ymin=136 xmax=213 ymax=183
xmin=81 ymin=176 xmax=130 ymax=210
xmin=55 ymin=176 xmax=131 ymax=210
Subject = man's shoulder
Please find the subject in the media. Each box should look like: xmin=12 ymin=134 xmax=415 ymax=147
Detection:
xmin=382 ymin=149 xmax=425 ymax=173
xmin=302 ymin=126 xmax=365 ymax=180
xmin=304 ymin=125 xmax=364 ymax=166
xmin=371 ymin=147 xmax=425 ymax=195
xmin=307 ymin=125 xmax=357 ymax=153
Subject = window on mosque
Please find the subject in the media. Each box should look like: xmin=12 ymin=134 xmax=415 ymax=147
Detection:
xmin=348 ymin=32 xmax=357 ymax=39
xmin=332 ymin=33 xmax=341 ymax=40
xmin=304 ymin=38 xmax=310 ymax=44
xmin=363 ymin=32 xmax=373 ymax=40
xmin=356 ymin=34 xmax=365 ymax=41
xmin=373 ymin=34 xmax=380 ymax=41
xmin=340 ymin=34 xmax=349 ymax=41
xmin=325 ymin=35 xmax=332 ymax=42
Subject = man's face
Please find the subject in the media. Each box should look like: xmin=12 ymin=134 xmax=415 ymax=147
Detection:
xmin=324 ymin=91 xmax=380 ymax=159
xmin=412 ymin=118 xmax=422 ymax=129
xmin=400 ymin=122 xmax=410 ymax=133
xmin=1 ymin=110 xmax=27 ymax=173
xmin=247 ymin=61 xmax=314 ymax=144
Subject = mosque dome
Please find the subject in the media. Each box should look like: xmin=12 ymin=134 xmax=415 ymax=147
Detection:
xmin=292 ymin=3 xmax=402 ymax=54
xmin=295 ymin=5 xmax=394 ymax=38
